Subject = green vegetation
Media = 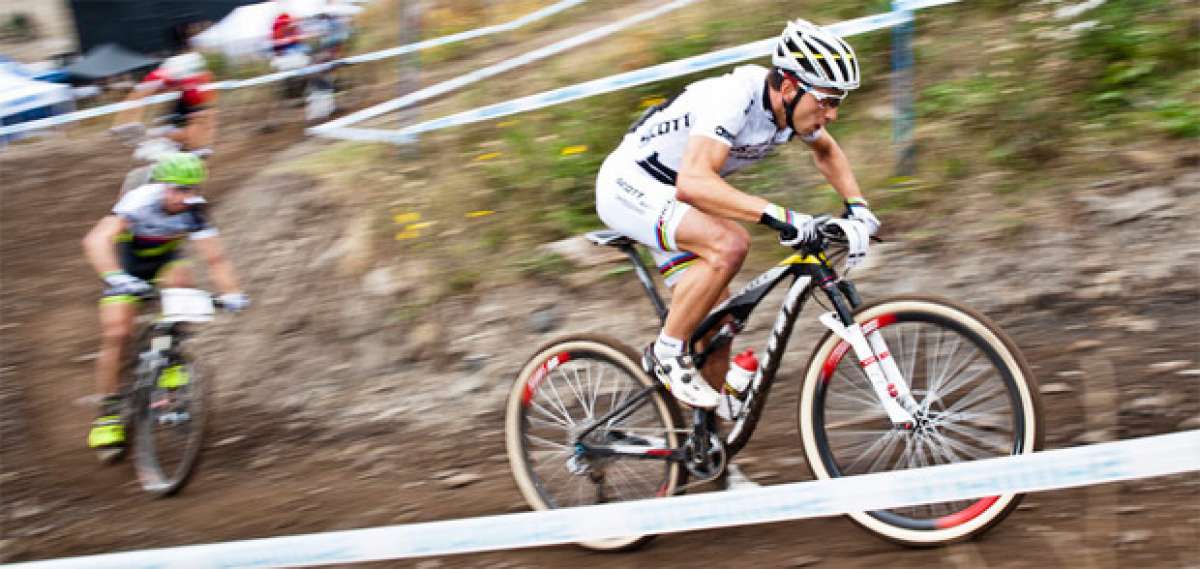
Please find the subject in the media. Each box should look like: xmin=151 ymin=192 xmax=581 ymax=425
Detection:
xmin=287 ymin=0 xmax=1197 ymax=297
xmin=917 ymin=0 xmax=1197 ymax=172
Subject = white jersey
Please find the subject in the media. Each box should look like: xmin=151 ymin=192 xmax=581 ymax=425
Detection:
xmin=613 ymin=65 xmax=821 ymax=182
xmin=596 ymin=65 xmax=824 ymax=286
xmin=113 ymin=184 xmax=218 ymax=254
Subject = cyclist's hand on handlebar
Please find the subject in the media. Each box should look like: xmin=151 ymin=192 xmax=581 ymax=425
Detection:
xmin=218 ymin=292 xmax=251 ymax=313
xmin=779 ymin=214 xmax=829 ymax=249
xmin=102 ymin=271 xmax=153 ymax=297
xmin=843 ymin=198 xmax=881 ymax=236
xmin=821 ymin=218 xmax=872 ymax=268
xmin=762 ymin=204 xmax=825 ymax=249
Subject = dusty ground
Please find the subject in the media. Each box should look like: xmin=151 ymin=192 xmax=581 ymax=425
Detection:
xmin=2 ymin=2 xmax=1200 ymax=567
xmin=3 ymin=121 xmax=1198 ymax=567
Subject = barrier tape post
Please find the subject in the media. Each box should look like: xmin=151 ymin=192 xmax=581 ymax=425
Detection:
xmin=892 ymin=0 xmax=917 ymax=177
xmin=10 ymin=430 xmax=1200 ymax=569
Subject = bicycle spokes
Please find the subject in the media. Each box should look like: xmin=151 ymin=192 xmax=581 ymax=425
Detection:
xmin=519 ymin=351 xmax=678 ymax=508
xmin=815 ymin=317 xmax=1023 ymax=525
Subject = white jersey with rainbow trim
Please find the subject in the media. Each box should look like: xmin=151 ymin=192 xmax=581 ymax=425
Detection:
xmin=614 ymin=64 xmax=821 ymax=181
xmin=596 ymin=65 xmax=819 ymax=286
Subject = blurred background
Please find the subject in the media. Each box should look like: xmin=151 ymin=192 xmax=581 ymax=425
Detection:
xmin=1 ymin=0 xmax=1196 ymax=567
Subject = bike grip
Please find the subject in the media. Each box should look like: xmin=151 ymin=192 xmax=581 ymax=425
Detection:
xmin=819 ymin=221 xmax=844 ymax=238
xmin=759 ymin=213 xmax=797 ymax=240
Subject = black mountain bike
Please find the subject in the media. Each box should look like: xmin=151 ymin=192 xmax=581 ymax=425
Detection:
xmin=112 ymin=288 xmax=219 ymax=496
xmin=505 ymin=222 xmax=1044 ymax=550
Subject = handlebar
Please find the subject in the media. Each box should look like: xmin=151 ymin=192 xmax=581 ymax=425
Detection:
xmin=103 ymin=288 xmax=225 ymax=308
xmin=766 ymin=215 xmax=881 ymax=250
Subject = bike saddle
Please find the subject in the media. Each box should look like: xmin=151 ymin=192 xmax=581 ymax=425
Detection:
xmin=585 ymin=230 xmax=635 ymax=248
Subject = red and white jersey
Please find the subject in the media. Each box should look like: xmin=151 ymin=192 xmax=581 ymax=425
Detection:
xmin=138 ymin=52 xmax=213 ymax=107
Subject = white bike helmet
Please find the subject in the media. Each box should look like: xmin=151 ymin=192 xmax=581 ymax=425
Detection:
xmin=772 ymin=19 xmax=860 ymax=91
xmin=160 ymin=52 xmax=206 ymax=80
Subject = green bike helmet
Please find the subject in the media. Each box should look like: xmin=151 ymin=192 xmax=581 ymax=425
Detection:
xmin=151 ymin=152 xmax=207 ymax=186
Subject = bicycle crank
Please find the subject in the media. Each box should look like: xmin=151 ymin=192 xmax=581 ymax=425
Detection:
xmin=681 ymin=430 xmax=727 ymax=487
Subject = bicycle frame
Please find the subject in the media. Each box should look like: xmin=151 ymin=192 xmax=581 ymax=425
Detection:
xmin=574 ymin=244 xmax=921 ymax=464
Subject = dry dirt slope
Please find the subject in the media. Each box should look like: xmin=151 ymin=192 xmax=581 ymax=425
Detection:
xmin=2 ymin=130 xmax=1198 ymax=566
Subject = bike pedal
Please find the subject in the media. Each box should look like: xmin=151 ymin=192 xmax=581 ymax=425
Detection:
xmin=157 ymin=411 xmax=191 ymax=426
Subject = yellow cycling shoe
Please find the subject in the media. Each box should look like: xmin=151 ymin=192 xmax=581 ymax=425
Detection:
xmin=88 ymin=414 xmax=126 ymax=448
xmin=89 ymin=414 xmax=126 ymax=463
xmin=157 ymin=365 xmax=189 ymax=389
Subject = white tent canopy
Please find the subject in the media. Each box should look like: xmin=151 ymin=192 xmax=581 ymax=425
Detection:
xmin=192 ymin=0 xmax=361 ymax=60
xmin=0 ymin=70 xmax=74 ymax=122
xmin=0 ymin=70 xmax=74 ymax=143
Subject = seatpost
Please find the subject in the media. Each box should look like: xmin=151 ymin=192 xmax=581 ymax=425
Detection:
xmin=619 ymin=244 xmax=668 ymax=325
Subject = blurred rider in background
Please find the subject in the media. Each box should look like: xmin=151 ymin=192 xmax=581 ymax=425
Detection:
xmin=112 ymin=23 xmax=217 ymax=158
xmin=82 ymin=153 xmax=249 ymax=461
xmin=272 ymin=11 xmax=305 ymax=57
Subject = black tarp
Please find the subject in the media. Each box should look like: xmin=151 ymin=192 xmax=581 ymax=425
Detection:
xmin=63 ymin=43 xmax=160 ymax=81
xmin=70 ymin=0 xmax=258 ymax=55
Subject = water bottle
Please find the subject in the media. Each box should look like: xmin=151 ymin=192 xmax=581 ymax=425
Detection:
xmin=717 ymin=349 xmax=758 ymax=421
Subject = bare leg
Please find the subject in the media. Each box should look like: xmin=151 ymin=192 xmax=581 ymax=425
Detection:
xmin=693 ymin=294 xmax=733 ymax=391
xmin=663 ymin=209 xmax=749 ymax=390
xmin=156 ymin=260 xmax=195 ymax=288
xmin=93 ymin=262 xmax=194 ymax=398
xmin=95 ymin=301 xmax=137 ymax=397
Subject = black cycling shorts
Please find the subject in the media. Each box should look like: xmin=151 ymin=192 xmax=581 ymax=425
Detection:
xmin=119 ymin=241 xmax=182 ymax=282
xmin=170 ymin=98 xmax=207 ymax=128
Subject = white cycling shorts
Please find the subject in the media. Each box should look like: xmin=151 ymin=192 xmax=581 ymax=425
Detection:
xmin=595 ymin=152 xmax=698 ymax=287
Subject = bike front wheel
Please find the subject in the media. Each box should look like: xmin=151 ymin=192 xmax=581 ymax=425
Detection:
xmin=797 ymin=296 xmax=1043 ymax=546
xmin=505 ymin=334 xmax=686 ymax=552
xmin=132 ymin=341 xmax=209 ymax=497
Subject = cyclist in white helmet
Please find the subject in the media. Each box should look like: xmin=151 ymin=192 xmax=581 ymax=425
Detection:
xmin=594 ymin=19 xmax=880 ymax=410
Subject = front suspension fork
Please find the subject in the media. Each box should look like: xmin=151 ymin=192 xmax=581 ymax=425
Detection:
xmin=817 ymin=277 xmax=920 ymax=426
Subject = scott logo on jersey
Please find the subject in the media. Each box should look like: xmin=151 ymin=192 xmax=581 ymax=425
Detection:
xmin=639 ymin=113 xmax=693 ymax=145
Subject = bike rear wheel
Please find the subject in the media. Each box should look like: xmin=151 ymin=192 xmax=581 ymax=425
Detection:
xmin=798 ymin=296 xmax=1043 ymax=546
xmin=132 ymin=340 xmax=209 ymax=497
xmin=505 ymin=334 xmax=685 ymax=551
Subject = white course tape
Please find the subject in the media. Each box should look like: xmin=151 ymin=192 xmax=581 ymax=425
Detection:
xmin=209 ymin=0 xmax=588 ymax=91
xmin=0 ymin=0 xmax=586 ymax=138
xmin=0 ymin=92 xmax=181 ymax=137
xmin=339 ymin=0 xmax=585 ymax=65
xmin=310 ymin=0 xmax=959 ymax=144
xmin=12 ymin=430 xmax=1200 ymax=569
xmin=312 ymin=0 xmax=697 ymax=133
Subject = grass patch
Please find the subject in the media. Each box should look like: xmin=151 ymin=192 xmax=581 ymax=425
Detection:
xmin=284 ymin=0 xmax=1198 ymax=301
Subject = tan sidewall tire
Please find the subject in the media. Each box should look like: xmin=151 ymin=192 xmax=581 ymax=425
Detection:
xmin=505 ymin=334 xmax=683 ymax=551
xmin=797 ymin=297 xmax=1041 ymax=546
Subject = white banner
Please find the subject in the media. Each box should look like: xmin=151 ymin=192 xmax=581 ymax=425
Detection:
xmin=11 ymin=430 xmax=1200 ymax=569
